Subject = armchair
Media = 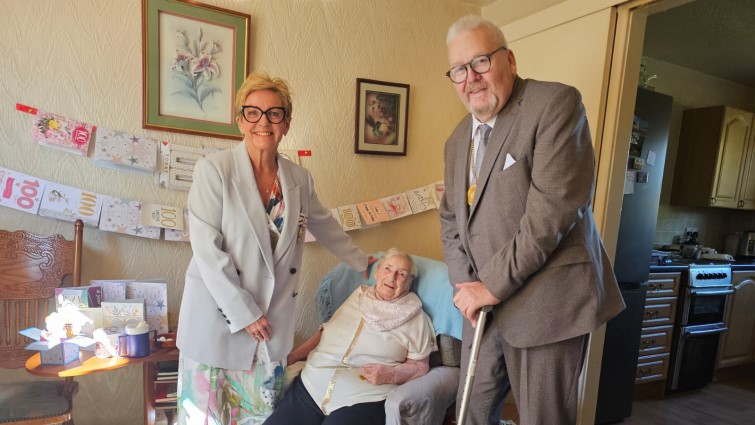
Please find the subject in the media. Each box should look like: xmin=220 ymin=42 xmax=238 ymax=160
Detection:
xmin=0 ymin=220 xmax=83 ymax=424
xmin=313 ymin=254 xmax=463 ymax=425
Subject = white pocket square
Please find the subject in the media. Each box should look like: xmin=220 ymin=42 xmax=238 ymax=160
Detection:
xmin=503 ymin=153 xmax=517 ymax=170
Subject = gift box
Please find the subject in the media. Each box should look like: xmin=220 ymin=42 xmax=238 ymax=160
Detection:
xmin=37 ymin=341 xmax=80 ymax=365
xmin=20 ymin=328 xmax=94 ymax=365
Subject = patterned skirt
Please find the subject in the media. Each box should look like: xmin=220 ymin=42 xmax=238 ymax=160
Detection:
xmin=177 ymin=343 xmax=286 ymax=425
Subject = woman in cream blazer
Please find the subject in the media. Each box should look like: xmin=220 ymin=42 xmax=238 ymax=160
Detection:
xmin=176 ymin=73 xmax=369 ymax=425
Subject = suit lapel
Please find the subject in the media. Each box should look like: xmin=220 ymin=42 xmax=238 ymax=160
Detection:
xmin=469 ymin=77 xmax=526 ymax=218
xmin=273 ymin=158 xmax=300 ymax=264
xmin=231 ymin=142 xmax=275 ymax=274
xmin=454 ymin=116 xmax=472 ymax=227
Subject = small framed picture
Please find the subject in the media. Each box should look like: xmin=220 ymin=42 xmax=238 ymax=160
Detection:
xmin=142 ymin=0 xmax=251 ymax=139
xmin=354 ymin=79 xmax=409 ymax=156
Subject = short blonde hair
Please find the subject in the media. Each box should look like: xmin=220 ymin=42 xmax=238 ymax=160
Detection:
xmin=447 ymin=15 xmax=508 ymax=48
xmin=235 ymin=71 xmax=293 ymax=118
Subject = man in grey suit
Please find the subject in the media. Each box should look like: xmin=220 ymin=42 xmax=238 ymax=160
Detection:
xmin=439 ymin=15 xmax=625 ymax=425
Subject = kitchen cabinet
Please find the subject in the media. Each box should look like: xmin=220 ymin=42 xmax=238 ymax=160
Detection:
xmin=717 ymin=270 xmax=755 ymax=368
xmin=671 ymin=106 xmax=755 ymax=209
xmin=635 ymin=272 xmax=680 ymax=384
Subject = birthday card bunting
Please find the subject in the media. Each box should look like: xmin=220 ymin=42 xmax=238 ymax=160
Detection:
xmin=141 ymin=202 xmax=185 ymax=230
xmin=99 ymin=195 xmax=161 ymax=239
xmin=93 ymin=127 xmax=159 ymax=175
xmin=0 ymin=167 xmax=47 ymax=215
xmin=39 ymin=181 xmax=103 ymax=227
xmin=164 ymin=209 xmax=191 ymax=242
xmin=381 ymin=193 xmax=413 ymax=220
xmin=405 ymin=186 xmax=437 ymax=214
xmin=32 ymin=110 xmax=94 ymax=156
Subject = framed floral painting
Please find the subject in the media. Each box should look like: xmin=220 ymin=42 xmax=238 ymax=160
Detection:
xmin=142 ymin=0 xmax=250 ymax=139
xmin=354 ymin=79 xmax=410 ymax=156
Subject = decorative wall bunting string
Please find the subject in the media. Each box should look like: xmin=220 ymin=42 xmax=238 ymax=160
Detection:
xmin=9 ymin=103 xmax=444 ymax=244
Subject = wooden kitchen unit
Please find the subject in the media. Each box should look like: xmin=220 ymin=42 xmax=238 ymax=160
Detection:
xmin=634 ymin=271 xmax=680 ymax=399
xmin=717 ymin=270 xmax=755 ymax=368
xmin=671 ymin=106 xmax=755 ymax=210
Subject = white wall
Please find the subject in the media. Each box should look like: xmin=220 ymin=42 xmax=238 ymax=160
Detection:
xmin=0 ymin=1 xmax=477 ymax=423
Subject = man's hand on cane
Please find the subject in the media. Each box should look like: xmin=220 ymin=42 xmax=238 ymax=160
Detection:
xmin=453 ymin=282 xmax=501 ymax=327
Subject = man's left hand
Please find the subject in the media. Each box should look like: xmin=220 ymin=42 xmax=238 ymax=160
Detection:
xmin=453 ymin=282 xmax=501 ymax=327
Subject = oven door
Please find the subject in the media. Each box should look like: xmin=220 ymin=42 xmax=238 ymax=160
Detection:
xmin=680 ymin=287 xmax=733 ymax=326
xmin=668 ymin=323 xmax=728 ymax=392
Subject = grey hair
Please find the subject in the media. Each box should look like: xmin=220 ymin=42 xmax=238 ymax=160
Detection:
xmin=380 ymin=248 xmax=418 ymax=280
xmin=446 ymin=14 xmax=508 ymax=48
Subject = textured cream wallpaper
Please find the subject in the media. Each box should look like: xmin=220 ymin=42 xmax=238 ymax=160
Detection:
xmin=0 ymin=0 xmax=476 ymax=423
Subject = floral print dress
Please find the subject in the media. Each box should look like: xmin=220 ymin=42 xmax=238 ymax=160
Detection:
xmin=177 ymin=178 xmax=286 ymax=425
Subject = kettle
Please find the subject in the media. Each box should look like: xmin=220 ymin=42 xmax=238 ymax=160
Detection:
xmin=680 ymin=232 xmax=701 ymax=259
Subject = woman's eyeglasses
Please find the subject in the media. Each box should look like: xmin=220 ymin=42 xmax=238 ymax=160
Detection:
xmin=240 ymin=106 xmax=287 ymax=124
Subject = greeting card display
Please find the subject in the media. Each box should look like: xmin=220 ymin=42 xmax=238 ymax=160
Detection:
xmin=32 ymin=110 xmax=94 ymax=156
xmin=91 ymin=280 xmax=127 ymax=301
xmin=79 ymin=307 xmax=103 ymax=338
xmin=101 ymin=300 xmax=146 ymax=330
xmin=39 ymin=181 xmax=103 ymax=227
xmin=141 ymin=202 xmax=185 ymax=230
xmin=93 ymin=127 xmax=159 ymax=175
xmin=126 ymin=280 xmax=169 ymax=334
xmin=356 ymin=200 xmax=390 ymax=225
xmin=380 ymin=193 xmax=412 ymax=220
xmin=164 ymin=209 xmax=191 ymax=242
xmin=335 ymin=205 xmax=363 ymax=231
xmin=405 ymin=186 xmax=437 ymax=214
xmin=55 ymin=286 xmax=103 ymax=309
xmin=99 ymin=195 xmax=161 ymax=239
xmin=429 ymin=181 xmax=445 ymax=207
xmin=0 ymin=167 xmax=47 ymax=215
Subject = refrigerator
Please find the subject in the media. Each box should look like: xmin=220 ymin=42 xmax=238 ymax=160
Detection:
xmin=595 ymin=87 xmax=673 ymax=424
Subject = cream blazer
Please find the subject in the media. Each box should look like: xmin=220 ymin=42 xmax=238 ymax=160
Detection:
xmin=177 ymin=142 xmax=367 ymax=370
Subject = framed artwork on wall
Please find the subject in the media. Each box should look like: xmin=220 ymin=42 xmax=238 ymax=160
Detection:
xmin=142 ymin=0 xmax=250 ymax=139
xmin=354 ymin=78 xmax=409 ymax=156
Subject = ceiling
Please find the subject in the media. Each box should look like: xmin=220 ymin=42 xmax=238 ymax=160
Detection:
xmin=643 ymin=0 xmax=755 ymax=87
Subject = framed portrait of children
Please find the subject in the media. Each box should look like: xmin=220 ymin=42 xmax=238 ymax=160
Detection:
xmin=142 ymin=0 xmax=250 ymax=140
xmin=354 ymin=79 xmax=410 ymax=156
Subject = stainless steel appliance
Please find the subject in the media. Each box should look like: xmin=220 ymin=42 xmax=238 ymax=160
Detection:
xmin=737 ymin=231 xmax=755 ymax=258
xmin=667 ymin=264 xmax=732 ymax=393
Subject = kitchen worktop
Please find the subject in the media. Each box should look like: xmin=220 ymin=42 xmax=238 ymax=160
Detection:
xmin=649 ymin=259 xmax=755 ymax=273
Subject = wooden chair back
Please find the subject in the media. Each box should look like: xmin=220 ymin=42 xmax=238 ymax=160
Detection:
xmin=0 ymin=220 xmax=83 ymax=369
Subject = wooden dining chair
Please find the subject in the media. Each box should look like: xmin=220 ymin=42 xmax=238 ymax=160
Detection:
xmin=0 ymin=220 xmax=83 ymax=425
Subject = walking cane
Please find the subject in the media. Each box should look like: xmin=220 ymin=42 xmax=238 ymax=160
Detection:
xmin=457 ymin=305 xmax=493 ymax=425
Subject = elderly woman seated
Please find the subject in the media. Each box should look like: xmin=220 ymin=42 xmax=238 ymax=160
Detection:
xmin=265 ymin=248 xmax=437 ymax=425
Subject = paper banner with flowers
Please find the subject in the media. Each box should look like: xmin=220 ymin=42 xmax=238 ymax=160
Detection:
xmin=142 ymin=0 xmax=250 ymax=139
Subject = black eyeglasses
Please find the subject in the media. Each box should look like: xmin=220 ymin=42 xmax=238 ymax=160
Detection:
xmin=445 ymin=46 xmax=507 ymax=84
xmin=240 ymin=106 xmax=288 ymax=124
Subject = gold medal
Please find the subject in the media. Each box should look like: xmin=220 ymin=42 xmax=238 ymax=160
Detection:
xmin=467 ymin=184 xmax=476 ymax=206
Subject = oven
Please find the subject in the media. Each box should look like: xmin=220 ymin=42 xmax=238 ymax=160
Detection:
xmin=667 ymin=264 xmax=732 ymax=393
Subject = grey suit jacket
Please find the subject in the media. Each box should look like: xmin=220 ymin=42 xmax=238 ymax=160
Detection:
xmin=177 ymin=142 xmax=367 ymax=369
xmin=440 ymin=77 xmax=624 ymax=348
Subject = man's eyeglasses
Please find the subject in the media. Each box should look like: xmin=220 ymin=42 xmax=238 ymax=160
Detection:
xmin=240 ymin=106 xmax=288 ymax=124
xmin=445 ymin=46 xmax=507 ymax=84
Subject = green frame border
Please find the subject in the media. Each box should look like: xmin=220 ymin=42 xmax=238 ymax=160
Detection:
xmin=142 ymin=0 xmax=250 ymax=139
